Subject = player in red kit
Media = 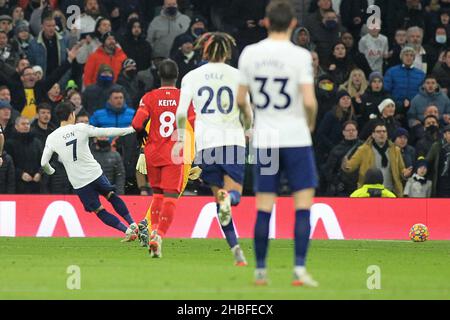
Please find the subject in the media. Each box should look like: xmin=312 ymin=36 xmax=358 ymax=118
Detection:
xmin=132 ymin=59 xmax=197 ymax=258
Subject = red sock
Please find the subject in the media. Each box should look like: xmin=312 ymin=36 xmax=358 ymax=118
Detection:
xmin=147 ymin=194 xmax=164 ymax=230
xmin=157 ymin=198 xmax=177 ymax=237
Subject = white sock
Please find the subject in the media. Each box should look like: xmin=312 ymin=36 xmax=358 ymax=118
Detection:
xmin=295 ymin=266 xmax=306 ymax=275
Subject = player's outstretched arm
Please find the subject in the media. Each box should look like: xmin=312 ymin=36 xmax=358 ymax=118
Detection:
xmin=41 ymin=145 xmax=55 ymax=175
xmin=300 ymin=83 xmax=318 ymax=132
xmin=237 ymin=85 xmax=253 ymax=131
xmin=87 ymin=126 xmax=135 ymax=138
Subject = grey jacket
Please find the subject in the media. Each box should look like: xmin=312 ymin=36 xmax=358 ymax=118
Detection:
xmin=146 ymin=10 xmax=191 ymax=58
xmin=408 ymin=86 xmax=450 ymax=127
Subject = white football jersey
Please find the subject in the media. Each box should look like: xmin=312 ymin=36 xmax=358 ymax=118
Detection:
xmin=42 ymin=124 xmax=133 ymax=189
xmin=178 ymin=62 xmax=246 ymax=151
xmin=238 ymin=38 xmax=314 ymax=148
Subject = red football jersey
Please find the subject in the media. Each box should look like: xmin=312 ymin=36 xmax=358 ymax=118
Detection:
xmin=132 ymin=87 xmax=195 ymax=166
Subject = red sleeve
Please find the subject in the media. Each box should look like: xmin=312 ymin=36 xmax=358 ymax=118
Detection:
xmin=187 ymin=103 xmax=196 ymax=130
xmin=131 ymin=95 xmax=151 ymax=131
xmin=83 ymin=54 xmax=97 ymax=87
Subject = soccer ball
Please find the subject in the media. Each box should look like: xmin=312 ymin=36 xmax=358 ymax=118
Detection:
xmin=409 ymin=224 xmax=429 ymax=242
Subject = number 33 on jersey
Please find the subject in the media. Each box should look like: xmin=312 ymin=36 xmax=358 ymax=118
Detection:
xmin=132 ymin=87 xmax=196 ymax=167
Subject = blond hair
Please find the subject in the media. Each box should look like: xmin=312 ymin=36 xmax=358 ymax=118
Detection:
xmin=339 ymin=68 xmax=368 ymax=98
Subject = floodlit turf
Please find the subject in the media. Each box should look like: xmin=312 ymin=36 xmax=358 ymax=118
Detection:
xmin=0 ymin=238 xmax=449 ymax=300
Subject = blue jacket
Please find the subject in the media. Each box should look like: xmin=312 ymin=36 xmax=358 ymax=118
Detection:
xmin=384 ymin=64 xmax=425 ymax=113
xmin=27 ymin=31 xmax=67 ymax=77
xmin=90 ymin=102 xmax=136 ymax=128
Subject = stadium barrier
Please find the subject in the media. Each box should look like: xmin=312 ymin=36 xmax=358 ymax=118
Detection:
xmin=0 ymin=195 xmax=449 ymax=240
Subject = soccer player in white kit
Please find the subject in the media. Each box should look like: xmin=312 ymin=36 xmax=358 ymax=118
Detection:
xmin=41 ymin=101 xmax=140 ymax=242
xmin=237 ymin=0 xmax=319 ymax=286
xmin=175 ymin=32 xmax=253 ymax=266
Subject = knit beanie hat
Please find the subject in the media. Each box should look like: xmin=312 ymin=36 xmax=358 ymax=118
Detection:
xmin=378 ymin=98 xmax=395 ymax=114
xmin=369 ymin=71 xmax=383 ymax=83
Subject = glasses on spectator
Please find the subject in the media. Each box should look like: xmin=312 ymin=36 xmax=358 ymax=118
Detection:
xmin=374 ymin=130 xmax=387 ymax=133
xmin=344 ymin=128 xmax=357 ymax=132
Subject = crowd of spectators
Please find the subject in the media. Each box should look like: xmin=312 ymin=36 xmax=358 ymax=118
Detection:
xmin=0 ymin=0 xmax=449 ymax=199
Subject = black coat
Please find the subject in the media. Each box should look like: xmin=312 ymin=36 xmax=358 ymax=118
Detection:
xmin=0 ymin=151 xmax=15 ymax=194
xmin=316 ymin=108 xmax=356 ymax=156
xmin=315 ymin=85 xmax=338 ymax=128
xmin=116 ymin=72 xmax=142 ymax=109
xmin=82 ymin=82 xmax=131 ymax=115
xmin=227 ymin=0 xmax=268 ymax=51
xmin=327 ymin=56 xmax=356 ymax=86
xmin=355 ymin=88 xmax=392 ymax=128
xmin=5 ymin=131 xmax=44 ymax=194
xmin=173 ymin=50 xmax=200 ymax=88
xmin=323 ymin=138 xmax=363 ymax=196
xmin=340 ymin=0 xmax=369 ymax=39
xmin=30 ymin=121 xmax=56 ymax=147
xmin=120 ymin=20 xmax=153 ymax=72
xmin=44 ymin=155 xmax=73 ymax=194
xmin=433 ymin=62 xmax=450 ymax=98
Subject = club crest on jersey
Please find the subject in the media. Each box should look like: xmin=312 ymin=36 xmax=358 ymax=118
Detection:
xmin=158 ymin=100 xmax=177 ymax=107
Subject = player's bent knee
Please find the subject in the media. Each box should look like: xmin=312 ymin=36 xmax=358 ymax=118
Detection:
xmin=106 ymin=191 xmax=115 ymax=200
xmin=94 ymin=206 xmax=104 ymax=214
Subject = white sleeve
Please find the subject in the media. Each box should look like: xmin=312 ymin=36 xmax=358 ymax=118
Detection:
xmin=176 ymin=76 xmax=194 ymax=140
xmin=298 ymin=51 xmax=314 ymax=85
xmin=403 ymin=180 xmax=411 ymax=196
xmin=237 ymin=48 xmax=250 ymax=86
xmin=83 ymin=124 xmax=135 ymax=137
xmin=41 ymin=144 xmax=55 ymax=175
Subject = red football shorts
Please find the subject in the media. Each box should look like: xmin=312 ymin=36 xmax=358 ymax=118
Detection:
xmin=146 ymin=163 xmax=190 ymax=194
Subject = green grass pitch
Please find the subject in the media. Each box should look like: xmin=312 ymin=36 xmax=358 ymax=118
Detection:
xmin=0 ymin=238 xmax=449 ymax=300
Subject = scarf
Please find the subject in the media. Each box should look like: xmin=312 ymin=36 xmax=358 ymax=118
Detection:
xmin=412 ymin=173 xmax=427 ymax=185
xmin=373 ymin=142 xmax=389 ymax=168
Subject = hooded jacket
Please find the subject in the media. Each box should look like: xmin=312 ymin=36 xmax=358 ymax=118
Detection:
xmin=409 ymin=86 xmax=450 ymax=126
xmin=291 ymin=27 xmax=316 ymax=51
xmin=120 ymin=18 xmax=153 ymax=71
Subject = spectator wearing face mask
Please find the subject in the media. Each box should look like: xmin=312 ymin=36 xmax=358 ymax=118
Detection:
xmin=308 ymin=9 xmax=344 ymax=67
xmin=82 ymin=64 xmax=131 ymax=115
xmin=315 ymin=74 xmax=338 ymax=127
xmin=416 ymin=115 xmax=441 ymax=158
xmin=146 ymin=0 xmax=191 ymax=59
xmin=170 ymin=15 xmax=207 ymax=59
xmin=425 ymin=27 xmax=449 ymax=72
